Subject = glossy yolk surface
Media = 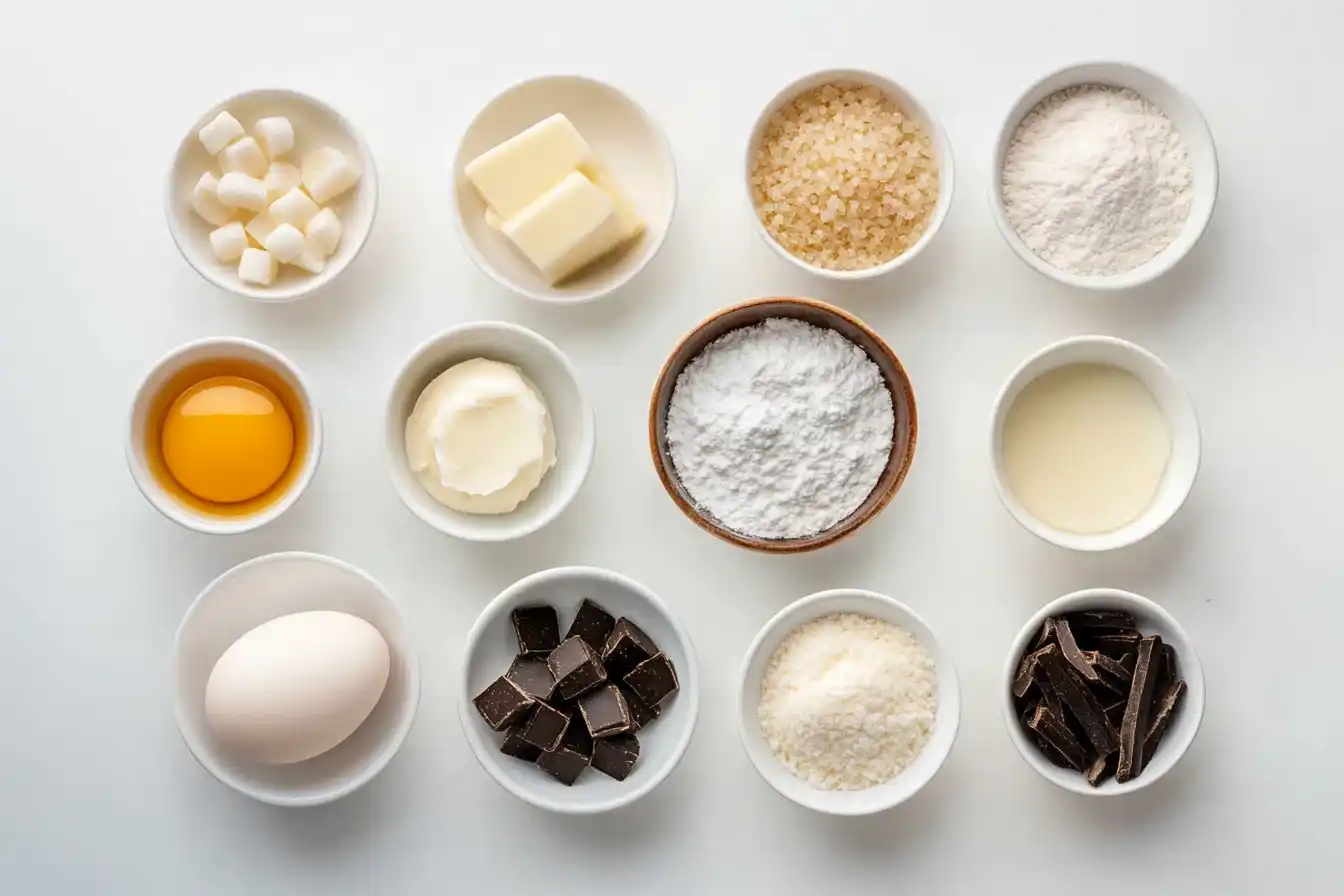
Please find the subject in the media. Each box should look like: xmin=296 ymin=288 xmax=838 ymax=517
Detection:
xmin=161 ymin=376 xmax=295 ymax=504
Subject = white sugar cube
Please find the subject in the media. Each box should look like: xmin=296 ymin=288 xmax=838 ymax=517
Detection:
xmin=245 ymin=212 xmax=277 ymax=246
xmin=219 ymin=136 xmax=268 ymax=178
xmin=305 ymin=208 xmax=342 ymax=256
xmin=290 ymin=240 xmax=328 ymax=274
xmin=217 ymin=172 xmax=268 ymax=211
xmin=263 ymin=161 xmax=301 ymax=200
xmin=301 ymin=147 xmax=360 ymax=204
xmin=198 ymin=111 xmax=244 ymax=155
xmin=209 ymin=221 xmax=249 ymax=261
xmin=253 ymin=117 xmax=294 ymax=158
xmin=190 ymin=172 xmax=232 ymax=226
xmin=263 ymin=223 xmax=305 ymax=263
xmin=238 ymin=248 xmax=277 ymax=285
xmin=269 ymin=187 xmax=320 ymax=228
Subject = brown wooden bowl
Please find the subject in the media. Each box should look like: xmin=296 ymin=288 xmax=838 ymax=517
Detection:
xmin=648 ymin=297 xmax=917 ymax=553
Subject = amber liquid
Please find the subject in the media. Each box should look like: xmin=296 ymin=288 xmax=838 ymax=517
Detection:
xmin=145 ymin=358 xmax=310 ymax=518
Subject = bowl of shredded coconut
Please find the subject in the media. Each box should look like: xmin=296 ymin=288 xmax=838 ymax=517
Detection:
xmin=989 ymin=61 xmax=1218 ymax=290
xmin=737 ymin=589 xmax=960 ymax=815
xmin=648 ymin=297 xmax=917 ymax=553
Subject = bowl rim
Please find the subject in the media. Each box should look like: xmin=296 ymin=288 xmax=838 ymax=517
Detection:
xmin=124 ymin=335 xmax=324 ymax=536
xmin=986 ymin=59 xmax=1219 ymax=291
xmin=171 ymin=551 xmax=422 ymax=807
xmin=648 ymin=296 xmax=917 ymax=553
xmin=743 ymin=67 xmax=956 ymax=281
xmin=382 ymin=320 xmax=596 ymax=542
xmin=447 ymin=72 xmax=679 ymax=305
xmin=987 ymin=333 xmax=1201 ymax=552
xmin=999 ymin=586 xmax=1205 ymax=796
xmin=456 ymin=565 xmax=700 ymax=815
xmin=164 ymin=86 xmax=380 ymax=304
xmin=736 ymin=588 xmax=961 ymax=815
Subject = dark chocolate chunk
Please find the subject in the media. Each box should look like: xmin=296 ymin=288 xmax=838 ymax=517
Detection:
xmin=591 ymin=733 xmax=641 ymax=781
xmin=1116 ymin=635 xmax=1163 ymax=783
xmin=1012 ymin=652 xmax=1040 ymax=700
xmin=1037 ymin=646 xmax=1119 ymax=756
xmin=1119 ymin=652 xmax=1136 ymax=675
xmin=1085 ymin=752 xmax=1118 ymax=787
xmin=1034 ymin=735 xmax=1075 ymax=769
xmin=624 ymin=652 xmax=680 ymax=707
xmin=1089 ymin=631 xmax=1142 ymax=656
xmin=1103 ymin=699 xmax=1127 ymax=729
xmin=1025 ymin=704 xmax=1088 ymax=771
xmin=537 ymin=744 xmax=590 ymax=786
xmin=578 ymin=685 xmax=632 ymax=739
xmin=1054 ymin=619 xmax=1099 ymax=682
xmin=505 ymin=655 xmax=557 ymax=702
xmin=602 ymin=618 xmax=658 ymax=679
xmin=1161 ymin=644 xmax=1178 ymax=682
xmin=565 ymin=598 xmax=616 ymax=653
xmin=560 ymin=708 xmax=593 ymax=755
xmin=1031 ymin=618 xmax=1058 ymax=650
xmin=1067 ymin=610 xmax=1138 ymax=631
xmin=1143 ymin=679 xmax=1187 ymax=765
xmin=519 ymin=701 xmax=569 ymax=752
xmin=619 ymin=684 xmax=661 ymax=730
xmin=472 ymin=676 xmax=536 ymax=731
xmin=1085 ymin=650 xmax=1133 ymax=688
xmin=512 ymin=605 xmax=560 ymax=656
xmin=500 ymin=724 xmax=542 ymax=763
xmin=1029 ymin=649 xmax=1067 ymax=724
xmin=547 ymin=636 xmax=608 ymax=700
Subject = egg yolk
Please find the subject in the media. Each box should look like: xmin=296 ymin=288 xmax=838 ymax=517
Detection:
xmin=161 ymin=376 xmax=295 ymax=504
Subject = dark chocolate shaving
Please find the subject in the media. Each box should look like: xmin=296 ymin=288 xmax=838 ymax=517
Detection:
xmin=1116 ymin=636 xmax=1163 ymax=783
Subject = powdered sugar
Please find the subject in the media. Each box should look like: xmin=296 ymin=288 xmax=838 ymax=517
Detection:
xmin=665 ymin=318 xmax=894 ymax=540
xmin=758 ymin=613 xmax=937 ymax=791
xmin=1002 ymin=85 xmax=1193 ymax=276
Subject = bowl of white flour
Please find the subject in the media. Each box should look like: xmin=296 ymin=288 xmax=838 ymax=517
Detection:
xmin=989 ymin=61 xmax=1218 ymax=290
xmin=648 ymin=297 xmax=917 ymax=553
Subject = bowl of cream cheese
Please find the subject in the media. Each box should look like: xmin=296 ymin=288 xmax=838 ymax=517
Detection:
xmin=384 ymin=322 xmax=595 ymax=541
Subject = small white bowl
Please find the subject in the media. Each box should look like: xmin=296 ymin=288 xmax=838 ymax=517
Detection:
xmin=166 ymin=88 xmax=378 ymax=303
xmin=174 ymin=552 xmax=421 ymax=807
xmin=1002 ymin=588 xmax=1205 ymax=796
xmin=449 ymin=75 xmax=677 ymax=304
xmin=989 ymin=335 xmax=1200 ymax=552
xmin=383 ymin=322 xmax=595 ymax=542
xmin=126 ymin=336 xmax=323 ymax=535
xmin=737 ymin=589 xmax=960 ymax=815
xmin=988 ymin=61 xmax=1218 ymax=290
xmin=458 ymin=566 xmax=699 ymax=814
xmin=744 ymin=69 xmax=955 ymax=281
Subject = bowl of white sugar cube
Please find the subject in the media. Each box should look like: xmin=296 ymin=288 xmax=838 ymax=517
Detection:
xmin=166 ymin=89 xmax=377 ymax=303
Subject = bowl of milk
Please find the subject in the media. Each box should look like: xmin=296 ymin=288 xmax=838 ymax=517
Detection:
xmin=989 ymin=335 xmax=1200 ymax=552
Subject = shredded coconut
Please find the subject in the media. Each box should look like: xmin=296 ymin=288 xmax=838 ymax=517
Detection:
xmin=1001 ymin=85 xmax=1193 ymax=276
xmin=665 ymin=318 xmax=894 ymax=540
xmin=758 ymin=613 xmax=937 ymax=790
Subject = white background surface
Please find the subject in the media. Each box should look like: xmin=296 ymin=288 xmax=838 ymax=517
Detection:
xmin=1 ymin=1 xmax=1338 ymax=892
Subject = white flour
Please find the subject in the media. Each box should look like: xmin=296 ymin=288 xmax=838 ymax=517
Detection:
xmin=665 ymin=318 xmax=894 ymax=540
xmin=1002 ymin=85 xmax=1193 ymax=276
xmin=758 ymin=613 xmax=937 ymax=791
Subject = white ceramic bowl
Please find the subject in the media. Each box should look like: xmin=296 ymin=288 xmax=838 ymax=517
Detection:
xmin=989 ymin=335 xmax=1200 ymax=552
xmin=1002 ymin=588 xmax=1205 ymax=796
xmin=737 ymin=589 xmax=960 ymax=815
xmin=126 ymin=336 xmax=323 ymax=535
xmin=384 ymin=322 xmax=595 ymax=542
xmin=449 ymin=75 xmax=677 ymax=304
xmin=744 ymin=69 xmax=955 ymax=281
xmin=173 ymin=552 xmax=421 ymax=807
xmin=166 ymin=88 xmax=378 ymax=303
xmin=458 ymin=566 xmax=699 ymax=814
xmin=988 ymin=61 xmax=1218 ymax=290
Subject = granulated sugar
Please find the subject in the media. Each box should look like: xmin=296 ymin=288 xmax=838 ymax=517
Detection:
xmin=664 ymin=318 xmax=894 ymax=540
xmin=758 ymin=613 xmax=937 ymax=791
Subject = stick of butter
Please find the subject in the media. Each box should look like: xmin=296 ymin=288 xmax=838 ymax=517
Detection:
xmin=465 ymin=114 xmax=594 ymax=220
xmin=502 ymin=171 xmax=633 ymax=284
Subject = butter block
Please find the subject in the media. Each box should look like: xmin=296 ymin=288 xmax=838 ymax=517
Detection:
xmin=465 ymin=114 xmax=594 ymax=219
xmin=588 ymin=163 xmax=646 ymax=245
xmin=502 ymin=171 xmax=628 ymax=284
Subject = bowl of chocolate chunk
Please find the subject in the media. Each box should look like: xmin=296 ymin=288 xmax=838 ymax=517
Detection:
xmin=1003 ymin=588 xmax=1205 ymax=795
xmin=459 ymin=566 xmax=698 ymax=814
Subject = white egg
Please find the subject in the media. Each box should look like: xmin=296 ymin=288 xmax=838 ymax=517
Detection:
xmin=205 ymin=611 xmax=391 ymax=765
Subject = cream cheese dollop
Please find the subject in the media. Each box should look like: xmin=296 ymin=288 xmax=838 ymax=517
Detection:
xmin=405 ymin=358 xmax=556 ymax=514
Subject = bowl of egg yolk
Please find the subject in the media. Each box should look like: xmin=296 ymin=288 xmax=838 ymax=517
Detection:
xmin=127 ymin=337 xmax=322 ymax=534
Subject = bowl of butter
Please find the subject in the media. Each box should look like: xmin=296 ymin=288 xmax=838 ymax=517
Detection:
xmin=384 ymin=321 xmax=596 ymax=542
xmin=450 ymin=75 xmax=677 ymax=304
